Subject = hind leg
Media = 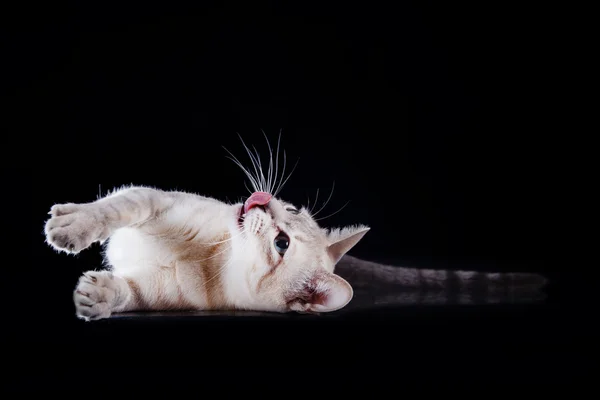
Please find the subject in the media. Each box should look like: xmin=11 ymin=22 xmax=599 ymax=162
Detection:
xmin=73 ymin=270 xmax=133 ymax=321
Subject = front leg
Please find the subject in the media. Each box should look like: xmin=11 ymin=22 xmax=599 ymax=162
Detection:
xmin=74 ymin=270 xmax=133 ymax=321
xmin=45 ymin=186 xmax=173 ymax=254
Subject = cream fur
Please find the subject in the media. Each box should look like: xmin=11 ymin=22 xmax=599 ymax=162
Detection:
xmin=44 ymin=184 xmax=370 ymax=321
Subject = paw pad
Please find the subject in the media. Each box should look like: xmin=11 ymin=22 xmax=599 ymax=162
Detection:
xmin=73 ymin=271 xmax=119 ymax=321
xmin=44 ymin=203 xmax=106 ymax=254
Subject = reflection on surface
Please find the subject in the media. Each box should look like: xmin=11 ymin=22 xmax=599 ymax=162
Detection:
xmin=112 ymin=292 xmax=545 ymax=319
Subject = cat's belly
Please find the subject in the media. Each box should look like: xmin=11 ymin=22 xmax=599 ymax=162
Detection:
xmin=104 ymin=227 xmax=171 ymax=271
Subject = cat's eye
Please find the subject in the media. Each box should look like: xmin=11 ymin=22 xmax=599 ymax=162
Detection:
xmin=274 ymin=233 xmax=290 ymax=255
xmin=286 ymin=207 xmax=299 ymax=215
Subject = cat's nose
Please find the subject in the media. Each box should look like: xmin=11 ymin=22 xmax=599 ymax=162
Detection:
xmin=244 ymin=191 xmax=272 ymax=214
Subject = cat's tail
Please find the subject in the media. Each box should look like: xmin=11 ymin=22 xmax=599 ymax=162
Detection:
xmin=336 ymin=255 xmax=548 ymax=305
xmin=382 ymin=266 xmax=547 ymax=292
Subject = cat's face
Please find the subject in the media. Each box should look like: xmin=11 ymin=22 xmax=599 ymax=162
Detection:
xmin=236 ymin=191 xmax=369 ymax=313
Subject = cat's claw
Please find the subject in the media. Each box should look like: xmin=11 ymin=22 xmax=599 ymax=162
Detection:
xmin=73 ymin=271 xmax=118 ymax=321
xmin=44 ymin=203 xmax=108 ymax=254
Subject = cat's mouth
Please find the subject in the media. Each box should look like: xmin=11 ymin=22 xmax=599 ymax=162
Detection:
xmin=238 ymin=192 xmax=272 ymax=231
xmin=237 ymin=205 xmax=267 ymax=230
xmin=237 ymin=206 xmax=245 ymax=229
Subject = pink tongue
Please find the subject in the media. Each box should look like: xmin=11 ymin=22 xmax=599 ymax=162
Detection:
xmin=243 ymin=191 xmax=273 ymax=214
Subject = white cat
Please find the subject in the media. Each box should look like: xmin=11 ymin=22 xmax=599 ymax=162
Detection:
xmin=44 ymin=140 xmax=369 ymax=321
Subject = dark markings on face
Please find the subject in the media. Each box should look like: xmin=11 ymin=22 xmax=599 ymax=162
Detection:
xmin=262 ymin=237 xmax=278 ymax=267
xmin=256 ymin=242 xmax=284 ymax=293
xmin=293 ymin=235 xmax=307 ymax=243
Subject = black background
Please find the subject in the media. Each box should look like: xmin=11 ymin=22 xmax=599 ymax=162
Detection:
xmin=5 ymin=0 xmax=589 ymax=390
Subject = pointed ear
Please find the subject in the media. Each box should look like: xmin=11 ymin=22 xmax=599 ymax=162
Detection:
xmin=287 ymin=271 xmax=353 ymax=313
xmin=326 ymin=225 xmax=370 ymax=264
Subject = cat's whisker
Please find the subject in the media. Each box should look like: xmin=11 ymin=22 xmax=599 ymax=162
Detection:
xmin=309 ymin=188 xmax=320 ymax=215
xmin=223 ymin=148 xmax=255 ymax=185
xmin=272 ymin=130 xmax=282 ymax=195
xmin=196 ymin=227 xmax=248 ymax=245
xmin=226 ymin=155 xmax=259 ymax=192
xmin=201 ymin=234 xmax=251 ymax=288
xmin=274 ymin=153 xmax=299 ymax=197
xmin=250 ymin=145 xmax=262 ymax=189
xmin=223 ymin=149 xmax=260 ymax=192
xmin=312 ymin=181 xmax=335 ymax=218
xmin=314 ymin=200 xmax=350 ymax=222
xmin=273 ymin=149 xmax=287 ymax=196
xmin=243 ymin=181 xmax=253 ymax=195
xmin=251 ymin=145 xmax=268 ymax=193
xmin=261 ymin=129 xmax=275 ymax=195
xmin=237 ymin=133 xmax=264 ymax=192
xmin=192 ymin=235 xmax=243 ymax=263
xmin=201 ymin=254 xmax=235 ymax=288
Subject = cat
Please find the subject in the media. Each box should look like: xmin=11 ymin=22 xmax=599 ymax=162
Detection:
xmin=45 ymin=183 xmax=370 ymax=321
xmin=44 ymin=138 xmax=548 ymax=321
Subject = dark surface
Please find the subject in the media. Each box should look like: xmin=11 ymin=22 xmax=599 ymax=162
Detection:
xmin=16 ymin=300 xmax=592 ymax=390
xmin=12 ymin=254 xmax=590 ymax=389
xmin=5 ymin=0 xmax=585 ymax=390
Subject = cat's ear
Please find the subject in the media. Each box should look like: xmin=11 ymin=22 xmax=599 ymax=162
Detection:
xmin=326 ymin=224 xmax=370 ymax=264
xmin=287 ymin=271 xmax=353 ymax=313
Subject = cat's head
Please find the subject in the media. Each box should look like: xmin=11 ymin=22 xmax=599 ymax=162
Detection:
xmin=235 ymin=191 xmax=369 ymax=313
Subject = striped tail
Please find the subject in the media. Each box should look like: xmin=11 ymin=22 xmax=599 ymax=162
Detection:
xmin=335 ymin=255 xmax=548 ymax=308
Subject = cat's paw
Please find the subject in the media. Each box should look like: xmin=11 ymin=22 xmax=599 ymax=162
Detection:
xmin=73 ymin=271 xmax=119 ymax=321
xmin=45 ymin=203 xmax=108 ymax=254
